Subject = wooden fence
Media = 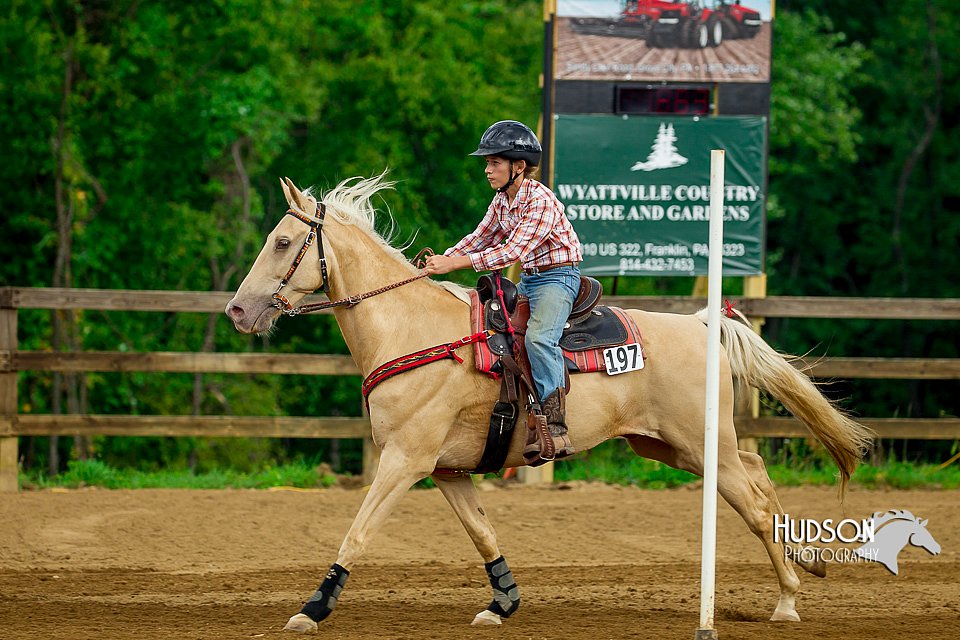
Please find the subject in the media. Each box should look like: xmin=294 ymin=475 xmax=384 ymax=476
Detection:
xmin=1 ymin=286 xmax=959 ymax=492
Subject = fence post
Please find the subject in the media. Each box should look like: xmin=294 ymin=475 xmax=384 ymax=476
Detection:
xmin=736 ymin=274 xmax=767 ymax=454
xmin=517 ymin=462 xmax=553 ymax=485
xmin=0 ymin=304 xmax=18 ymax=492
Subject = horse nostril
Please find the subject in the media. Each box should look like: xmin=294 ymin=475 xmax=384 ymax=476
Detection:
xmin=227 ymin=304 xmax=245 ymax=320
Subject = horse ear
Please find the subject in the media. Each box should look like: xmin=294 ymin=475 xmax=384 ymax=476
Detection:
xmin=283 ymin=177 xmax=309 ymax=213
xmin=279 ymin=177 xmax=294 ymax=208
xmin=921 ymin=519 xmax=928 ymax=527
xmin=280 ymin=178 xmax=297 ymax=209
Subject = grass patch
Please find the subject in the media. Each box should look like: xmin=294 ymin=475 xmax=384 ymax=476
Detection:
xmin=762 ymin=461 xmax=960 ymax=489
xmin=19 ymin=442 xmax=960 ymax=490
xmin=552 ymin=439 xmax=960 ymax=490
xmin=20 ymin=459 xmax=339 ymax=490
xmin=554 ymin=449 xmax=699 ymax=489
xmin=847 ymin=461 xmax=960 ymax=490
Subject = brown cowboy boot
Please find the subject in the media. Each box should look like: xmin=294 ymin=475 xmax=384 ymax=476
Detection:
xmin=542 ymin=387 xmax=574 ymax=459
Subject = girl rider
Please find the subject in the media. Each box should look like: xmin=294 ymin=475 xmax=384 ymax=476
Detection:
xmin=424 ymin=120 xmax=583 ymax=462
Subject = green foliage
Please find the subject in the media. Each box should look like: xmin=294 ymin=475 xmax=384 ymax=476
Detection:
xmin=770 ymin=11 xmax=866 ymax=172
xmin=766 ymin=10 xmax=868 ymax=294
xmin=552 ymin=439 xmax=960 ymax=489
xmin=765 ymin=1 xmax=959 ymax=425
xmin=554 ymin=440 xmax=699 ymax=488
xmin=847 ymin=461 xmax=960 ymax=490
xmin=21 ymin=450 xmax=960 ymax=490
xmin=2 ymin=1 xmax=957 ymax=475
xmin=22 ymin=458 xmax=338 ymax=490
xmin=279 ymin=0 xmax=544 ymax=272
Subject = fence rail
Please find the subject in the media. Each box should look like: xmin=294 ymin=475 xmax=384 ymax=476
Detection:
xmin=4 ymin=351 xmax=960 ymax=380
xmin=0 ymin=415 xmax=370 ymax=439
xmin=5 ymin=287 xmax=960 ymax=318
xmin=3 ymin=415 xmax=958 ymax=440
xmin=1 ymin=286 xmax=958 ymax=492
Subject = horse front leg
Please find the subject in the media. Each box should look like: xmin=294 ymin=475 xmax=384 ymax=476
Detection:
xmin=284 ymin=448 xmax=431 ymax=633
xmin=432 ymin=471 xmax=520 ymax=626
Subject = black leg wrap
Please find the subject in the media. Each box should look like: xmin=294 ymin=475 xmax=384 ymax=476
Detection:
xmin=300 ymin=563 xmax=350 ymax=622
xmin=484 ymin=555 xmax=520 ymax=618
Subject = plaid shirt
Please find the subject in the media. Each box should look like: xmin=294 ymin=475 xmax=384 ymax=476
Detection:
xmin=445 ymin=179 xmax=582 ymax=271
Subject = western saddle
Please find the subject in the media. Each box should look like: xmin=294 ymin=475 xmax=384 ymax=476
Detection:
xmin=473 ymin=271 xmax=613 ymax=473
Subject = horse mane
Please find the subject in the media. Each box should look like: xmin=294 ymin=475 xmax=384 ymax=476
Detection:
xmin=303 ymin=172 xmax=407 ymax=263
xmin=871 ymin=509 xmax=917 ymax=529
xmin=304 ymin=172 xmax=472 ymax=303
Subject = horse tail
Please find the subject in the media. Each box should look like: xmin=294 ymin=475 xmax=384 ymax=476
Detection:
xmin=695 ymin=309 xmax=874 ymax=497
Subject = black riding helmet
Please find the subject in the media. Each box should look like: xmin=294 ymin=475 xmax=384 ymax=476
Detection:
xmin=469 ymin=120 xmax=542 ymax=167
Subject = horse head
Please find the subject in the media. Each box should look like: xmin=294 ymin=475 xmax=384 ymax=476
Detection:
xmin=908 ymin=518 xmax=941 ymax=556
xmin=856 ymin=509 xmax=941 ymax=575
xmin=226 ymin=177 xmax=339 ymax=334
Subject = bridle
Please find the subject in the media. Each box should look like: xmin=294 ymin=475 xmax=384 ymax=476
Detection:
xmin=272 ymin=201 xmax=430 ymax=317
xmin=272 ymin=202 xmax=331 ymax=314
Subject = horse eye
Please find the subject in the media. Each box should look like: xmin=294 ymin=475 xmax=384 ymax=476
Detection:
xmin=275 ymin=237 xmax=291 ymax=250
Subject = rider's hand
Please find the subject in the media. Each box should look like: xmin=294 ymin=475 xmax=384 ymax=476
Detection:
xmin=423 ymin=254 xmax=470 ymax=275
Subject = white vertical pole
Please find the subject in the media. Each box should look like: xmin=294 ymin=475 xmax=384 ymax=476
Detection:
xmin=696 ymin=150 xmax=725 ymax=640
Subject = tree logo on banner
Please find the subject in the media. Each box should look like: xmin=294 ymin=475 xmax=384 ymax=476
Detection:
xmin=630 ymin=122 xmax=688 ymax=172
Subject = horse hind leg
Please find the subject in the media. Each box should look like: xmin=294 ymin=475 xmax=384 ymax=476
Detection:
xmin=625 ymin=435 xmax=804 ymax=621
xmin=739 ymin=451 xmax=826 ymax=579
xmin=717 ymin=446 xmax=804 ymax=622
xmin=432 ymin=471 xmax=520 ymax=626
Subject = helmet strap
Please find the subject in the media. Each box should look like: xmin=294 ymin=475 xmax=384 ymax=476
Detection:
xmin=497 ymin=161 xmax=524 ymax=194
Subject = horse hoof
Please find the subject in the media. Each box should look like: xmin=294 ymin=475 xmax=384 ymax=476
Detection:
xmin=806 ymin=558 xmax=827 ymax=578
xmin=471 ymin=610 xmax=502 ymax=626
xmin=283 ymin=613 xmax=318 ymax=633
xmin=770 ymin=610 xmax=801 ymax=622
xmin=793 ymin=552 xmax=827 ymax=578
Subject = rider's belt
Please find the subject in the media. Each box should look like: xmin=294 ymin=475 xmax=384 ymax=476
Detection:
xmin=522 ymin=261 xmax=578 ymax=275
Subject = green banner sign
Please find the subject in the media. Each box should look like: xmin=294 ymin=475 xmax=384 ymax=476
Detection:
xmin=554 ymin=114 xmax=766 ymax=276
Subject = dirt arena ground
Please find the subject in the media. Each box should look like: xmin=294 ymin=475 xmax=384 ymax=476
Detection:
xmin=1 ymin=482 xmax=957 ymax=640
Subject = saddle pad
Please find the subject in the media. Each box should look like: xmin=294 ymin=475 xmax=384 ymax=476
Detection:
xmin=468 ymin=290 xmax=645 ymax=377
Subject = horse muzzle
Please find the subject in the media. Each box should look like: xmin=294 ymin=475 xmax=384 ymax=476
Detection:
xmin=225 ymin=297 xmax=280 ymax=334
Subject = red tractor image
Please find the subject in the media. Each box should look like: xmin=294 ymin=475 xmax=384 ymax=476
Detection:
xmin=570 ymin=0 xmax=763 ymax=49
xmin=569 ymin=0 xmax=663 ymax=39
xmin=711 ymin=0 xmax=764 ymax=40
xmin=650 ymin=0 xmax=763 ymax=48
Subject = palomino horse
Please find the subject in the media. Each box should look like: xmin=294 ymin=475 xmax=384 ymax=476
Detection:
xmin=225 ymin=175 xmax=873 ymax=632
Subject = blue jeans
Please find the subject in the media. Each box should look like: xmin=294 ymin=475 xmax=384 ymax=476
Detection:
xmin=517 ymin=266 xmax=581 ymax=402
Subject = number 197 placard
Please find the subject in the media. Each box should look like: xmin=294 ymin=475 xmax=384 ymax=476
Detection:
xmin=603 ymin=343 xmax=644 ymax=375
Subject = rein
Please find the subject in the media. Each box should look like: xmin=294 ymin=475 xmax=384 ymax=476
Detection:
xmin=272 ymin=202 xmax=433 ymax=317
xmin=279 ymin=271 xmax=432 ymax=316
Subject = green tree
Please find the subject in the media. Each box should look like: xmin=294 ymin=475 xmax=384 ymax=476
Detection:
xmin=769 ymin=0 xmax=959 ymax=441
xmin=2 ymin=1 xmax=956 ymax=474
